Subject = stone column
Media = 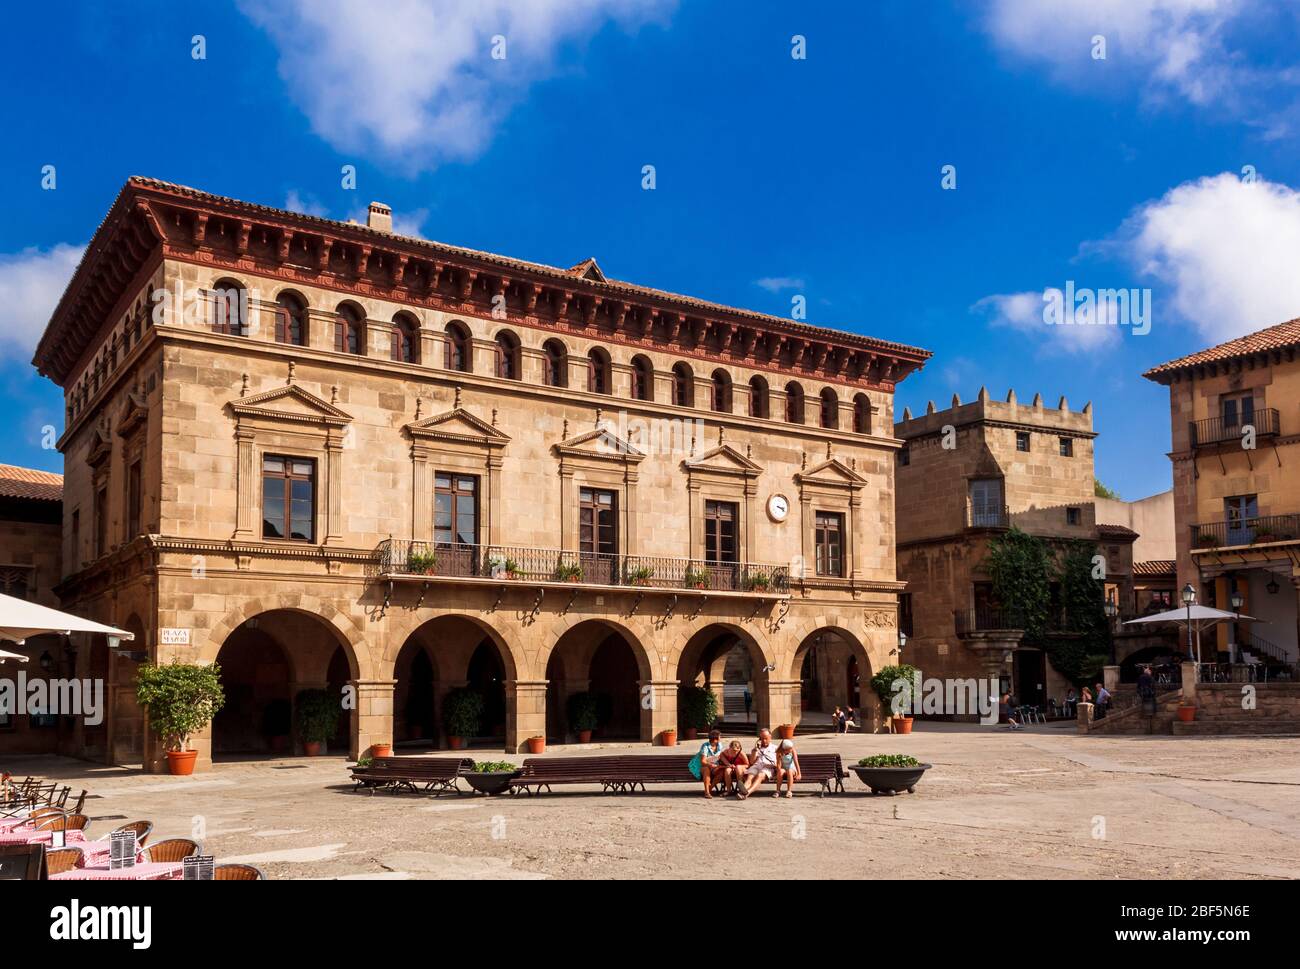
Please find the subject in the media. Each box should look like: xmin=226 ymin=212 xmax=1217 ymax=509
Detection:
xmin=764 ymin=679 xmax=801 ymax=732
xmin=324 ymin=429 xmax=345 ymax=546
xmin=639 ymin=680 xmax=679 ymax=744
xmin=1076 ymin=701 xmax=1094 ymax=733
xmin=233 ymin=425 xmax=257 ymax=540
xmin=1180 ymin=661 xmax=1198 ymax=706
xmin=353 ymin=679 xmax=396 ymax=760
xmin=1103 ymin=665 xmax=1120 ymax=693
xmin=505 ymin=680 xmax=548 ymax=753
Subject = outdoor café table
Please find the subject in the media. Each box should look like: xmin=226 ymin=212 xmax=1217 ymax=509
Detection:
xmin=0 ymin=828 xmax=90 ymax=848
xmin=50 ymin=861 xmax=183 ymax=881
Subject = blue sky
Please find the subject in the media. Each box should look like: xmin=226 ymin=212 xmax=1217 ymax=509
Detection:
xmin=4 ymin=0 xmax=1300 ymax=500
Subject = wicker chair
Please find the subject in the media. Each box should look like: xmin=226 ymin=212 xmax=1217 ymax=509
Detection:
xmin=214 ymin=863 xmax=265 ymax=880
xmin=105 ymin=820 xmax=153 ymax=846
xmin=36 ymin=813 xmax=89 ymax=832
xmin=44 ymin=847 xmax=83 ymax=875
xmin=145 ymin=838 xmax=202 ymax=863
xmin=27 ymin=806 xmax=64 ymax=822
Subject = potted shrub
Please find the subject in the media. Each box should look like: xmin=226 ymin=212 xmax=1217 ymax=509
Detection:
xmin=679 ymin=686 xmax=718 ymax=741
xmin=526 ymin=736 xmax=545 ymax=754
xmin=1177 ymin=702 xmax=1197 ymax=722
xmin=626 ymin=565 xmax=654 ymax=587
xmin=850 ymin=754 xmax=932 ymax=795
xmin=406 ymin=548 xmax=437 ymax=575
xmin=296 ymin=689 xmax=341 ymax=756
xmin=488 ymin=555 xmax=522 ymax=579
xmin=553 ymin=562 xmax=583 ymax=583
xmin=1195 ymin=533 xmax=1218 ymax=549
xmin=745 ymin=572 xmax=771 ymax=592
xmin=871 ymin=663 xmax=919 ymax=734
xmin=566 ymin=691 xmax=600 ymax=744
xmin=443 ymin=687 xmax=484 ymax=749
xmin=261 ymin=697 xmax=291 ymax=753
xmin=683 ymin=568 xmax=709 ymax=590
xmin=659 ymin=728 xmax=677 ymax=746
xmin=136 ymin=661 xmax=226 ymax=776
xmin=369 ymin=742 xmax=393 ymax=760
xmin=464 ymin=760 xmax=522 ymax=796
xmin=777 ymin=723 xmax=795 ymax=739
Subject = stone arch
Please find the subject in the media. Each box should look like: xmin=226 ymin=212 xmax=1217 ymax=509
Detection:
xmin=675 ymin=621 xmax=774 ymax=731
xmin=783 ymin=618 xmax=876 ymax=728
xmin=204 ymin=594 xmax=371 ymax=681
xmin=381 ymin=609 xmax=523 ymax=681
xmin=540 ymin=617 xmax=657 ymax=742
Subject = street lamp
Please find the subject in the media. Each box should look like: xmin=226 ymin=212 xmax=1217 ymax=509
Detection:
xmin=1182 ymin=583 xmax=1197 ymax=664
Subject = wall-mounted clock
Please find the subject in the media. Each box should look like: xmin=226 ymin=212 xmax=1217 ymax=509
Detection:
xmin=766 ymin=493 xmax=790 ymax=523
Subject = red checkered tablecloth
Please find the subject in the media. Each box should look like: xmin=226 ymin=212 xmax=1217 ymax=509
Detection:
xmin=50 ymin=862 xmax=183 ymax=881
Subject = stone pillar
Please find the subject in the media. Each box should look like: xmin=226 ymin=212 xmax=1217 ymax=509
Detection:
xmin=1103 ymin=665 xmax=1120 ymax=693
xmin=506 ymin=680 xmax=548 ymax=753
xmin=1076 ymin=701 xmax=1094 ymax=733
xmin=1180 ymin=661 xmax=1198 ymax=706
xmin=639 ymin=680 xmax=679 ymax=744
xmin=764 ymin=679 xmax=801 ymax=732
xmin=353 ymin=679 xmax=396 ymax=760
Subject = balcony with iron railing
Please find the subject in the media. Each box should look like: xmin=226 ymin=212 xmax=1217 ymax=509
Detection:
xmin=374 ymin=540 xmax=791 ymax=596
xmin=966 ymin=502 xmax=1010 ymax=530
xmin=1190 ymin=408 xmax=1279 ymax=448
xmin=1191 ymin=514 xmax=1300 ymax=551
xmin=954 ymin=606 xmax=1025 ymax=636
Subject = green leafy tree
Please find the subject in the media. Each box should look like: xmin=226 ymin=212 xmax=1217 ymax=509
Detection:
xmin=1094 ymin=479 xmax=1121 ymax=500
xmin=135 ymin=662 xmax=225 ymax=752
xmin=870 ymin=663 xmax=919 ymax=716
xmin=985 ymin=528 xmax=1052 ymax=643
xmin=295 ymin=688 xmax=342 ymax=743
xmin=1054 ymin=540 xmax=1112 ymax=684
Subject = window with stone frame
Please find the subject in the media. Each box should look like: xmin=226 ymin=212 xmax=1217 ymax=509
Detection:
xmin=814 ymin=511 xmax=844 ymax=577
xmin=0 ymin=566 xmax=33 ymax=599
xmin=704 ymin=500 xmax=739 ymax=564
xmin=262 ymin=455 xmax=316 ymax=542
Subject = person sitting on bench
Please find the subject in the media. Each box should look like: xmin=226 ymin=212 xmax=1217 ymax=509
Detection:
xmin=738 ymin=728 xmax=777 ymax=799
xmin=774 ymin=740 xmax=801 ymax=798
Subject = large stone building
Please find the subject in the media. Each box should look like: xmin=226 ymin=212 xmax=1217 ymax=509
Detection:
xmin=0 ymin=464 xmax=66 ymax=754
xmin=893 ymin=389 xmax=1134 ymax=707
xmin=1145 ymin=318 xmax=1300 ymax=669
xmin=32 ymin=177 xmax=930 ymax=771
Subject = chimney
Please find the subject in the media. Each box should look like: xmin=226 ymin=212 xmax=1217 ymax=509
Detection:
xmin=367 ymin=201 xmax=393 ymax=233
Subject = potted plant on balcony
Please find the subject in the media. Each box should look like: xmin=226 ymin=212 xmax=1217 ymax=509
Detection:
xmin=683 ymin=567 xmax=709 ymax=590
xmin=406 ymin=548 xmax=438 ymax=575
xmin=296 ymin=689 xmax=341 ymax=756
xmin=1195 ymin=532 xmax=1218 ymax=549
xmin=464 ymin=760 xmax=522 ymax=796
xmin=679 ymin=686 xmax=718 ymax=740
xmin=745 ymin=572 xmax=771 ymax=592
xmin=136 ymin=661 xmax=226 ymax=776
xmin=443 ymin=687 xmax=484 ymax=749
xmin=850 ymin=753 xmax=931 ymax=795
xmin=871 ymin=663 xmax=919 ymax=734
xmin=488 ymin=554 xmax=522 ymax=579
xmin=626 ymin=565 xmax=654 ymax=587
xmin=554 ymin=562 xmax=583 ymax=583
xmin=566 ymin=691 xmax=600 ymax=743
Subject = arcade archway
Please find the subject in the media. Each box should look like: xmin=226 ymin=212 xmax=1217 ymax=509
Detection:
xmin=545 ymin=620 xmax=652 ymax=742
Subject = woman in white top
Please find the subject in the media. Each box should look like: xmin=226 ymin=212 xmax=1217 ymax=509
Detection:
xmin=738 ymin=728 xmax=777 ymax=799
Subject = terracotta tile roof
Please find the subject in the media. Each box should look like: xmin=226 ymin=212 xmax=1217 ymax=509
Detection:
xmin=0 ymin=464 xmax=63 ymax=502
xmin=1133 ymin=559 xmax=1176 ymax=577
xmin=1097 ymin=523 xmax=1139 ymax=540
xmin=1143 ymin=317 xmax=1300 ymax=381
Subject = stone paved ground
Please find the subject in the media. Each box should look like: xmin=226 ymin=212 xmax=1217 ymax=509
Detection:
xmin=13 ymin=724 xmax=1300 ymax=879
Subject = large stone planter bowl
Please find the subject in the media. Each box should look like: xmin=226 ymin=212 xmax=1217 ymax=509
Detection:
xmin=850 ymin=763 xmax=931 ymax=795
xmin=464 ymin=771 xmax=521 ymax=796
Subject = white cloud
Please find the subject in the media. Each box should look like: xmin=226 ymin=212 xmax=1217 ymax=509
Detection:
xmin=755 ymin=276 xmax=805 ymax=292
xmin=0 ymin=243 xmax=85 ymax=354
xmin=284 ymin=190 xmax=329 ymax=218
xmin=239 ymin=0 xmax=674 ymax=171
xmin=984 ymin=0 xmax=1291 ymax=116
xmin=974 ymin=289 xmax=1123 ymax=355
xmin=1120 ymin=172 xmax=1300 ymax=342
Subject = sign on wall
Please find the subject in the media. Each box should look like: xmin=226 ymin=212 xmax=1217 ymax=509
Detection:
xmin=160 ymin=628 xmax=191 ymax=646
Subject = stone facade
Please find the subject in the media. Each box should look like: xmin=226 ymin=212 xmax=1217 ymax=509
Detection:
xmin=893 ymin=389 xmax=1131 ymax=709
xmin=32 ymin=178 xmax=931 ymax=771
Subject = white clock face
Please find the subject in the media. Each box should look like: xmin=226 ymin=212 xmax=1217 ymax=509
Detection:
xmin=768 ymin=494 xmax=789 ymax=522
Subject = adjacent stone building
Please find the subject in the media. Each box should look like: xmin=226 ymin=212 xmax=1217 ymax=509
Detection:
xmin=32 ymin=178 xmax=931 ymax=771
xmin=893 ymin=389 xmax=1133 ymax=708
xmin=1145 ymin=318 xmax=1300 ymax=669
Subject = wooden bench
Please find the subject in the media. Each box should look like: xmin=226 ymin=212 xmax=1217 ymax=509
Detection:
xmin=349 ymin=756 xmax=475 ymax=795
xmin=510 ymin=752 xmax=848 ymax=796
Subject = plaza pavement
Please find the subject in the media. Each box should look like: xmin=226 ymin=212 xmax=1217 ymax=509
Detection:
xmin=13 ymin=723 xmax=1300 ymax=879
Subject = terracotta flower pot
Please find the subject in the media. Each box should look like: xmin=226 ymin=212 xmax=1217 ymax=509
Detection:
xmin=448 ymin=736 xmax=465 ymax=750
xmin=526 ymin=736 xmax=545 ymax=755
xmin=1177 ymin=705 xmax=1196 ymax=723
xmin=303 ymin=741 xmax=323 ymax=756
xmin=166 ymin=750 xmax=197 ymax=776
xmin=577 ymin=729 xmax=593 ymax=744
xmin=370 ymin=743 xmax=392 ymax=760
xmin=777 ymin=724 xmax=795 ymax=740
xmin=660 ymin=729 xmax=677 ymax=747
xmin=893 ymin=716 xmax=915 ymax=735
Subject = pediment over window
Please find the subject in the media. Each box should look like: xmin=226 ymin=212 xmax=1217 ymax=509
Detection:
xmin=794 ymin=457 xmax=866 ymax=490
xmin=553 ymin=425 xmax=644 ymax=463
xmin=228 ymin=385 xmax=353 ymax=428
xmin=683 ymin=444 xmax=762 ymax=479
xmin=86 ymin=424 xmax=112 ymax=468
xmin=116 ymin=390 xmax=149 ymax=438
xmin=406 ymin=407 xmax=510 ymax=447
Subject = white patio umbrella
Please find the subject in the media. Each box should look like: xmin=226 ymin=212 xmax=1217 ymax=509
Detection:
xmin=1124 ymin=604 xmax=1253 ymax=664
xmin=0 ymin=592 xmax=135 ymax=646
xmin=0 ymin=647 xmax=30 ymax=664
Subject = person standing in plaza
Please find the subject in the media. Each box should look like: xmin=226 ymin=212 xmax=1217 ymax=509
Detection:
xmin=1095 ymin=682 xmax=1112 ymax=720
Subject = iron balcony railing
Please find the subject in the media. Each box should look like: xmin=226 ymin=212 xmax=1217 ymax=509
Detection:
xmin=376 ymin=540 xmax=790 ymax=594
xmin=1191 ymin=514 xmax=1300 ymax=550
xmin=1190 ymin=408 xmax=1279 ymax=447
xmin=953 ymin=606 xmax=1025 ymax=635
xmin=966 ymin=502 xmax=1010 ymax=529
xmin=1197 ymin=662 xmax=1299 ymax=684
